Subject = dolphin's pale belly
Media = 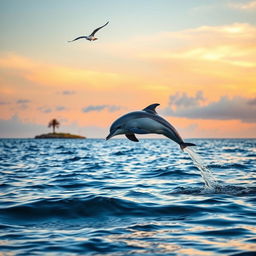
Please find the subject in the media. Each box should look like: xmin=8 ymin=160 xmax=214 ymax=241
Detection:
xmin=126 ymin=118 xmax=165 ymax=134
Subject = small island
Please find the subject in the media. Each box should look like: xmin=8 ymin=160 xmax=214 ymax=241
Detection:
xmin=35 ymin=119 xmax=86 ymax=139
xmin=35 ymin=133 xmax=86 ymax=139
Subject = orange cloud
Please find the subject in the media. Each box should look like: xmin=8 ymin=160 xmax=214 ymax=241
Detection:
xmin=90 ymin=24 xmax=255 ymax=103
xmin=0 ymin=53 xmax=122 ymax=90
xmin=0 ymin=54 xmax=36 ymax=70
xmin=127 ymin=23 xmax=256 ymax=100
xmin=229 ymin=1 xmax=256 ymax=10
xmin=0 ymin=23 xmax=256 ymax=138
xmin=139 ymin=23 xmax=256 ymax=66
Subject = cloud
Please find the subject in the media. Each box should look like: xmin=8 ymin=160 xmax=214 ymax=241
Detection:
xmin=0 ymin=53 xmax=122 ymax=89
xmin=0 ymin=54 xmax=36 ymax=70
xmin=38 ymin=106 xmax=52 ymax=113
xmin=16 ymin=99 xmax=31 ymax=104
xmin=60 ymin=90 xmax=76 ymax=95
xmin=1 ymin=23 xmax=256 ymax=138
xmin=16 ymin=99 xmax=31 ymax=110
xmin=37 ymin=105 xmax=67 ymax=113
xmin=0 ymin=115 xmax=46 ymax=138
xmin=169 ymin=91 xmax=205 ymax=109
xmin=138 ymin=23 xmax=256 ymax=68
xmin=0 ymin=101 xmax=10 ymax=105
xmin=248 ymin=98 xmax=256 ymax=105
xmin=55 ymin=106 xmax=67 ymax=111
xmin=82 ymin=105 xmax=121 ymax=113
xmin=229 ymin=1 xmax=256 ymax=10
xmin=165 ymin=96 xmax=256 ymax=123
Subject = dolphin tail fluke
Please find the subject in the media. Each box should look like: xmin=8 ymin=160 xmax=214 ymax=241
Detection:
xmin=180 ymin=142 xmax=196 ymax=151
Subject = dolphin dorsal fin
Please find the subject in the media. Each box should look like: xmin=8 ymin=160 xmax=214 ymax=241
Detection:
xmin=143 ymin=103 xmax=160 ymax=114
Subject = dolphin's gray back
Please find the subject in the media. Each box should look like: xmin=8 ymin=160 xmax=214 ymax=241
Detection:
xmin=111 ymin=110 xmax=184 ymax=144
xmin=110 ymin=111 xmax=148 ymax=131
xmin=149 ymin=113 xmax=184 ymax=144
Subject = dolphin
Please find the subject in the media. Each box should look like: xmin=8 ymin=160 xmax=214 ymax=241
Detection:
xmin=106 ymin=103 xmax=196 ymax=150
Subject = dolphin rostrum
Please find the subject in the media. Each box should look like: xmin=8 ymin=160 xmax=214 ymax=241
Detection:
xmin=106 ymin=103 xmax=196 ymax=150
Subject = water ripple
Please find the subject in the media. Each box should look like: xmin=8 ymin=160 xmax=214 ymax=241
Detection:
xmin=0 ymin=138 xmax=255 ymax=256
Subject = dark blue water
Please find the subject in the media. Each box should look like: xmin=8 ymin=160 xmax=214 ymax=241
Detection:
xmin=0 ymin=138 xmax=256 ymax=256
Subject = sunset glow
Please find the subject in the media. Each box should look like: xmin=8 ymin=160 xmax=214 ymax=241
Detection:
xmin=0 ymin=0 xmax=255 ymax=138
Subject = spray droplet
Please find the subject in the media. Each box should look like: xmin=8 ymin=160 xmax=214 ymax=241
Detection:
xmin=184 ymin=147 xmax=218 ymax=190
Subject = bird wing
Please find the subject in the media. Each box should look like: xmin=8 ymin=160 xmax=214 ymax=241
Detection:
xmin=90 ymin=21 xmax=109 ymax=36
xmin=68 ymin=36 xmax=87 ymax=42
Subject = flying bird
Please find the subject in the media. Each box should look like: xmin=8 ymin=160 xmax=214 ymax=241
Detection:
xmin=106 ymin=103 xmax=196 ymax=150
xmin=68 ymin=22 xmax=109 ymax=42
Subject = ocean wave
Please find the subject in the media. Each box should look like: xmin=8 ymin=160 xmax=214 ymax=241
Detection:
xmin=169 ymin=185 xmax=256 ymax=196
xmin=208 ymin=163 xmax=246 ymax=169
xmin=0 ymin=195 xmax=208 ymax=222
xmin=1 ymin=138 xmax=256 ymax=256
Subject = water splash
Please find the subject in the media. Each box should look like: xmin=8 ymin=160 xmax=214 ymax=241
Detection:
xmin=184 ymin=147 xmax=219 ymax=190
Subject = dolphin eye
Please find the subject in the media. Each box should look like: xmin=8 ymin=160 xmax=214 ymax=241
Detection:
xmin=116 ymin=126 xmax=121 ymax=129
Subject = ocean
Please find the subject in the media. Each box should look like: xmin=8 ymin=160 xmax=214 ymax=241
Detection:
xmin=0 ymin=138 xmax=255 ymax=255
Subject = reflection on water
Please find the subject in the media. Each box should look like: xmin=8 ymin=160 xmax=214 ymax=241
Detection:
xmin=0 ymin=138 xmax=255 ymax=255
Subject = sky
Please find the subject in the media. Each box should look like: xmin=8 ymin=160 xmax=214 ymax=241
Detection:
xmin=0 ymin=0 xmax=256 ymax=138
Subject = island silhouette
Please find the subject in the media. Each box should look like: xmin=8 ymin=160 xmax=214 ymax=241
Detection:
xmin=35 ymin=119 xmax=86 ymax=139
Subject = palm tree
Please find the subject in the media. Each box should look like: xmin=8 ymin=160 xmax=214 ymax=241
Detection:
xmin=48 ymin=119 xmax=60 ymax=134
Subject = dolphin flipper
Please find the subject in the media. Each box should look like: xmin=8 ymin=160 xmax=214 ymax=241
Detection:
xmin=125 ymin=134 xmax=139 ymax=142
